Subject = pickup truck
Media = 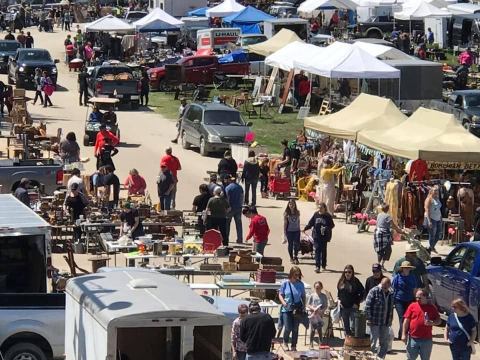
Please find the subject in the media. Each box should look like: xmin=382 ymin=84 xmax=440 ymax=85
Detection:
xmin=429 ymin=90 xmax=480 ymax=136
xmin=0 ymin=40 xmax=20 ymax=74
xmin=87 ymin=64 xmax=141 ymax=109
xmin=148 ymin=55 xmax=250 ymax=91
xmin=0 ymin=158 xmax=63 ymax=194
xmin=427 ymin=242 xmax=480 ymax=339
xmin=7 ymin=48 xmax=59 ymax=88
xmin=356 ymin=16 xmax=423 ymax=39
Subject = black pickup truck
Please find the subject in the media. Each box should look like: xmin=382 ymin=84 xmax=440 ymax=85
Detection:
xmin=356 ymin=16 xmax=423 ymax=39
xmin=7 ymin=48 xmax=59 ymax=88
xmin=87 ymin=64 xmax=141 ymax=109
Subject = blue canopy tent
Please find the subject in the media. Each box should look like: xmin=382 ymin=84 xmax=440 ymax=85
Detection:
xmin=187 ymin=7 xmax=208 ymax=17
xmin=223 ymin=6 xmax=275 ymax=34
xmin=218 ymin=50 xmax=248 ymax=63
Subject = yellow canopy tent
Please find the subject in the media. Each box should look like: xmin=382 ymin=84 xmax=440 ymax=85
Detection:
xmin=304 ymin=93 xmax=407 ymax=140
xmin=247 ymin=28 xmax=303 ymax=57
xmin=357 ymin=107 xmax=480 ymax=162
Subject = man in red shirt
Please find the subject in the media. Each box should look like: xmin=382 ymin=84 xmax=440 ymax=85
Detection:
xmin=94 ymin=124 xmax=119 ymax=157
xmin=160 ymin=147 xmax=181 ymax=209
xmin=297 ymin=75 xmax=311 ymax=108
xmin=243 ymin=206 xmax=270 ymax=255
xmin=402 ymin=289 xmax=441 ymax=360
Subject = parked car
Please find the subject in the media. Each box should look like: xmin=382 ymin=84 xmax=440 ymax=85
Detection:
xmin=236 ymin=34 xmax=267 ymax=47
xmin=429 ymin=90 xmax=480 ymax=135
xmin=427 ymin=242 xmax=480 ymax=339
xmin=356 ymin=16 xmax=423 ymax=39
xmin=0 ymin=40 xmax=20 ymax=73
xmin=7 ymin=48 xmax=58 ymax=88
xmin=124 ymin=10 xmax=147 ymax=23
xmin=180 ymin=102 xmax=252 ymax=156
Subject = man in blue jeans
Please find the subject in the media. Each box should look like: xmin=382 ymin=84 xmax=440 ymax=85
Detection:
xmin=225 ymin=176 xmax=244 ymax=243
xmin=157 ymin=163 xmax=174 ymax=211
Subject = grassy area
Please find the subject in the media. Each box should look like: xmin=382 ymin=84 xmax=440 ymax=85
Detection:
xmin=149 ymin=89 xmax=302 ymax=154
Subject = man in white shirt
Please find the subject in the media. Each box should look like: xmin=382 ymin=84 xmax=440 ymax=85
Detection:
xmin=67 ymin=168 xmax=84 ymax=192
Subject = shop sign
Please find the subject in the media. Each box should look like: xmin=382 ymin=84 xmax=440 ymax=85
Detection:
xmin=427 ymin=161 xmax=480 ymax=170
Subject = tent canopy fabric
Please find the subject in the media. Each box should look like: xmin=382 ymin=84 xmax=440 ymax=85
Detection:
xmin=265 ymin=41 xmax=324 ymax=71
xmin=357 ymin=107 xmax=480 ymax=162
xmin=85 ymin=15 xmax=134 ymax=32
xmin=294 ymin=41 xmax=400 ymax=79
xmin=394 ymin=0 xmax=450 ymax=20
xmin=187 ymin=7 xmax=208 ymax=16
xmin=223 ymin=6 xmax=275 ymax=33
xmin=304 ymin=94 xmax=407 ymax=140
xmin=206 ymin=0 xmax=246 ymax=17
xmin=352 ymin=41 xmax=413 ymax=60
xmin=133 ymin=8 xmax=184 ymax=32
xmin=298 ymin=0 xmax=358 ymax=13
xmin=247 ymin=28 xmax=302 ymax=56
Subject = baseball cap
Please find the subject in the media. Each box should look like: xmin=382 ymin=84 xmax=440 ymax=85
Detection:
xmin=372 ymin=263 xmax=382 ymax=272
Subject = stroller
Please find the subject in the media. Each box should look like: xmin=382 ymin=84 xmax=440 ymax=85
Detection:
xmin=299 ymin=233 xmax=315 ymax=258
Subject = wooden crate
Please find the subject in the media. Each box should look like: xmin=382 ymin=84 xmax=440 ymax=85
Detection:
xmin=223 ymin=262 xmax=237 ymax=271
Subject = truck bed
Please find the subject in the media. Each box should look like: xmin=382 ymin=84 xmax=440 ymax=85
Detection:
xmin=96 ymin=79 xmax=139 ymax=95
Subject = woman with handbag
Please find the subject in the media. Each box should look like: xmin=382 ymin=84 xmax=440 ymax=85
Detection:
xmin=279 ymin=266 xmax=306 ymax=352
xmin=337 ymin=264 xmax=365 ymax=336
xmin=41 ymin=71 xmax=54 ymax=107
xmin=445 ymin=298 xmax=477 ymax=360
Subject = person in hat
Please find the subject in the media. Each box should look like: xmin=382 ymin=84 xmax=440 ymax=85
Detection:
xmin=217 ymin=150 xmax=237 ymax=179
xmin=14 ymin=178 xmax=30 ymax=207
xmin=94 ymin=124 xmax=119 ymax=157
xmin=120 ymin=202 xmax=144 ymax=239
xmin=160 ymin=147 xmax=181 ymax=209
xmin=225 ymin=176 xmax=244 ymax=244
xmin=364 ymin=263 xmax=386 ymax=296
xmin=157 ymin=162 xmax=174 ymax=211
xmin=240 ymin=301 xmax=276 ymax=359
xmin=392 ymin=261 xmax=419 ymax=340
xmin=171 ymin=97 xmax=187 ymax=144
xmin=394 ymin=244 xmax=428 ymax=289
xmin=243 ymin=205 xmax=270 ymax=255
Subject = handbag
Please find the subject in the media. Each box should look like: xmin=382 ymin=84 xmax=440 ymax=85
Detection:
xmin=453 ymin=313 xmax=476 ymax=355
xmin=287 ymin=282 xmax=306 ymax=317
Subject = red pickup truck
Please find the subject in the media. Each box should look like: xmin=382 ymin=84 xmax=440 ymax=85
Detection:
xmin=148 ymin=55 xmax=250 ymax=91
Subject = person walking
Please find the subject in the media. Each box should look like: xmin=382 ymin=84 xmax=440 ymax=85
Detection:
xmin=424 ymin=185 xmax=442 ymax=253
xmin=33 ymin=68 xmax=44 ymax=105
xmin=444 ymin=298 xmax=477 ymax=360
xmin=16 ymin=30 xmax=26 ymax=47
xmin=124 ymin=169 xmax=147 ymax=196
xmin=63 ymin=10 xmax=71 ymax=31
xmin=337 ymin=264 xmax=365 ymax=336
xmin=364 ymin=263 xmax=386 ymax=296
xmin=243 ymin=206 xmax=270 ymax=255
xmin=394 ymin=244 xmax=428 ymax=289
xmin=225 ymin=176 xmax=244 ymax=244
xmin=59 ymin=131 xmax=80 ymax=164
xmin=78 ymin=67 xmax=89 ymax=106
xmin=41 ymin=71 xmax=54 ymax=107
xmin=284 ymin=199 xmax=301 ymax=264
xmin=171 ymin=97 xmax=187 ymax=144
xmin=402 ymin=289 xmax=441 ymax=360
xmin=140 ymin=72 xmax=149 ymax=106
xmin=307 ymin=281 xmax=328 ymax=349
xmin=241 ymin=150 xmax=260 ymax=206
xmin=157 ymin=162 xmax=174 ymax=211
xmin=374 ymin=203 xmax=406 ymax=270
xmin=206 ymin=186 xmax=230 ymax=245
xmin=240 ymin=301 xmax=276 ymax=360
xmin=192 ymin=184 xmax=212 ymax=236
xmin=64 ymin=182 xmax=89 ymax=241
xmin=217 ymin=150 xmax=238 ymax=180
xmin=94 ymin=124 xmax=119 ymax=157
xmin=365 ymin=277 xmax=394 ymax=359
xmin=96 ymin=137 xmax=119 ymax=171
xmin=232 ymin=304 xmax=249 ymax=360
xmin=279 ymin=266 xmax=306 ymax=352
xmin=25 ymin=31 xmax=34 ymax=48
xmin=393 ymin=261 xmax=419 ymax=340
xmin=103 ymin=165 xmax=120 ymax=210
xmin=160 ymin=147 xmax=181 ymax=209
xmin=303 ymin=202 xmax=335 ymax=273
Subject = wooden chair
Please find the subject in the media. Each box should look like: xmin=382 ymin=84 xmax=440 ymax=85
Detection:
xmin=63 ymin=241 xmax=90 ymax=277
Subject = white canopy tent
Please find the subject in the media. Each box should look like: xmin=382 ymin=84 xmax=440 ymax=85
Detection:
xmin=352 ymin=41 xmax=413 ymax=60
xmin=133 ymin=8 xmax=184 ymax=31
xmin=265 ymin=41 xmax=324 ymax=71
xmin=294 ymin=41 xmax=400 ymax=79
xmin=85 ymin=15 xmax=134 ymax=33
xmin=394 ymin=0 xmax=450 ymax=20
xmin=298 ymin=0 xmax=358 ymax=13
xmin=206 ymin=0 xmax=246 ymax=17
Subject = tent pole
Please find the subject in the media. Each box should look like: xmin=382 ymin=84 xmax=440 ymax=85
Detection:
xmin=329 ymin=77 xmax=332 ymax=103
xmin=398 ymin=76 xmax=401 ymax=102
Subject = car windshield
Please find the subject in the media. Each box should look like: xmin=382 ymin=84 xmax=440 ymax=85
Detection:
xmin=464 ymin=95 xmax=480 ymax=107
xmin=204 ymin=110 xmax=244 ymax=126
xmin=241 ymin=36 xmax=266 ymax=46
xmin=18 ymin=50 xmax=52 ymax=62
xmin=0 ymin=42 xmax=19 ymax=51
xmin=127 ymin=12 xmax=147 ymax=20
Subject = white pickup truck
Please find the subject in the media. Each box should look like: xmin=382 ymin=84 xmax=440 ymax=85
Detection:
xmin=0 ymin=195 xmax=65 ymax=360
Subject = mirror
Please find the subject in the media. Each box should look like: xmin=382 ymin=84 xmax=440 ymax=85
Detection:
xmin=246 ymin=121 xmax=253 ymax=127
xmin=54 ymin=59 xmax=60 ymax=64
xmin=193 ymin=119 xmax=200 ymax=124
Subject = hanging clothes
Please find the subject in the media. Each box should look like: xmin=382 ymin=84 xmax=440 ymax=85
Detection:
xmin=317 ymin=165 xmax=344 ymax=214
xmin=458 ymin=187 xmax=475 ymax=231
xmin=385 ymin=179 xmax=401 ymax=225
xmin=409 ymin=159 xmax=430 ymax=182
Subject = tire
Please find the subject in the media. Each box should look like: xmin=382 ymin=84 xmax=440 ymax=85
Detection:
xmin=4 ymin=342 xmax=48 ymax=360
xmin=158 ymin=79 xmax=170 ymax=92
xmin=463 ymin=121 xmax=471 ymax=132
xmin=130 ymin=101 xmax=139 ymax=110
xmin=83 ymin=134 xmax=90 ymax=146
xmin=181 ymin=131 xmax=190 ymax=149
xmin=199 ymin=138 xmax=208 ymax=157
xmin=226 ymin=77 xmax=238 ymax=89
xmin=367 ymin=29 xmax=382 ymax=39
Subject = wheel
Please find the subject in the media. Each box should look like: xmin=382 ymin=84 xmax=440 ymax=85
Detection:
xmin=367 ymin=29 xmax=382 ymax=39
xmin=226 ymin=77 xmax=238 ymax=89
xmin=199 ymin=137 xmax=208 ymax=157
xmin=181 ymin=131 xmax=190 ymax=149
xmin=158 ymin=79 xmax=171 ymax=92
xmin=4 ymin=342 xmax=48 ymax=360
xmin=83 ymin=134 xmax=90 ymax=146
xmin=463 ymin=121 xmax=471 ymax=132
xmin=130 ymin=101 xmax=139 ymax=110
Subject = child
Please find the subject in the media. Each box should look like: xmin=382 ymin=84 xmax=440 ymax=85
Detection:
xmin=259 ymin=158 xmax=269 ymax=198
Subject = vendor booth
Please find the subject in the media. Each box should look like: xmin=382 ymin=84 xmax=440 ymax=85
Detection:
xmin=85 ymin=15 xmax=134 ymax=33
xmin=247 ymin=28 xmax=302 ymax=57
xmin=223 ymin=6 xmax=275 ymax=34
xmin=265 ymin=41 xmax=324 ymax=71
xmin=206 ymin=0 xmax=246 ymax=18
xmin=133 ymin=7 xmax=184 ymax=32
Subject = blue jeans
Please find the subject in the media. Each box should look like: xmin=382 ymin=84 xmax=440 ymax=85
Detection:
xmin=246 ymin=352 xmax=272 ymax=360
xmin=226 ymin=208 xmax=243 ymax=243
xmin=245 ymin=180 xmax=258 ymax=206
xmin=370 ymin=325 xmax=390 ymax=359
xmin=282 ymin=311 xmax=300 ymax=348
xmin=427 ymin=219 xmax=442 ymax=249
xmin=314 ymin=240 xmax=328 ymax=268
xmin=159 ymin=194 xmax=171 ymax=210
xmin=406 ymin=337 xmax=433 ymax=360
xmin=286 ymin=231 xmax=300 ymax=260
xmin=341 ymin=307 xmax=356 ymax=336
xmin=394 ymin=300 xmax=410 ymax=339
xmin=450 ymin=345 xmax=472 ymax=360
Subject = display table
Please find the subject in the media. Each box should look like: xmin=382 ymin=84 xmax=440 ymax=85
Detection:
xmin=189 ymin=283 xmax=220 ymax=295
xmin=105 ymin=241 xmax=138 ymax=266
xmin=124 ymin=252 xmax=160 ymax=267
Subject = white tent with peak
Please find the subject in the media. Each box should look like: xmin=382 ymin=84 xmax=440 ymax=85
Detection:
xmin=133 ymin=8 xmax=184 ymax=32
xmin=265 ymin=41 xmax=325 ymax=71
xmin=206 ymin=0 xmax=246 ymax=17
xmin=394 ymin=0 xmax=450 ymax=20
xmin=298 ymin=0 xmax=357 ymax=14
xmin=85 ymin=15 xmax=134 ymax=32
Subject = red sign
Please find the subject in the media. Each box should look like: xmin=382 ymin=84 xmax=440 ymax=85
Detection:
xmin=201 ymin=37 xmax=211 ymax=46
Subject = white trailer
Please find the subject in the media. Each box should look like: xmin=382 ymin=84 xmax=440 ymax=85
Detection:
xmin=263 ymin=18 xmax=309 ymax=40
xmin=65 ymin=269 xmax=232 ymax=360
xmin=148 ymin=0 xmax=208 ymax=18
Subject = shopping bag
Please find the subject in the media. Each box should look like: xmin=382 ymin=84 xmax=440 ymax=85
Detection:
xmin=330 ymin=301 xmax=341 ymax=324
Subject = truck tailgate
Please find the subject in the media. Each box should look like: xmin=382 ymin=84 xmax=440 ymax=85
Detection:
xmin=98 ymin=80 xmax=139 ymax=96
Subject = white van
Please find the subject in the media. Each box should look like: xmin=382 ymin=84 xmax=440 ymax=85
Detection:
xmin=197 ymin=28 xmax=242 ymax=51
xmin=65 ymin=269 xmax=231 ymax=360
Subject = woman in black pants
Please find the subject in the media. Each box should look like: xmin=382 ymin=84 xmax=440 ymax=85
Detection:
xmin=33 ymin=68 xmax=44 ymax=105
xmin=140 ymin=72 xmax=149 ymax=106
xmin=337 ymin=264 xmax=365 ymax=336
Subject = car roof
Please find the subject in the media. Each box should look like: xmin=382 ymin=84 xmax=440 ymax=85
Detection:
xmin=453 ymin=90 xmax=480 ymax=95
xmin=18 ymin=48 xmax=48 ymax=52
xmin=191 ymin=103 xmax=239 ymax=112
xmin=459 ymin=242 xmax=480 ymax=250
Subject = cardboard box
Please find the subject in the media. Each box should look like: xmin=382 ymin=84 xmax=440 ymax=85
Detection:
xmin=237 ymin=263 xmax=259 ymax=271
xmin=234 ymin=255 xmax=252 ymax=264
xmin=223 ymin=262 xmax=237 ymax=271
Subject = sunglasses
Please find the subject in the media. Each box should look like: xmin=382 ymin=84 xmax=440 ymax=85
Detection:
xmin=344 ymin=270 xmax=353 ymax=274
